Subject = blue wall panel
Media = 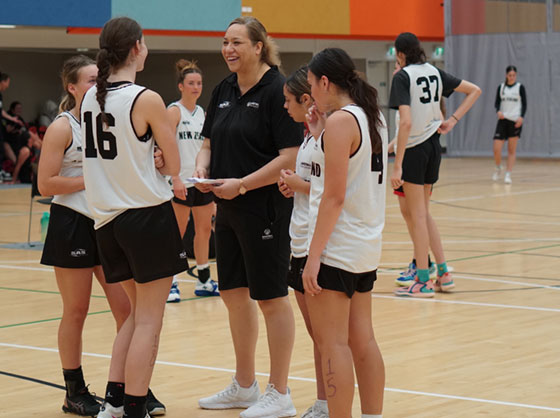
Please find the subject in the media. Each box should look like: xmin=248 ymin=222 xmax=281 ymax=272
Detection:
xmin=0 ymin=0 xmax=111 ymax=27
xmin=112 ymin=0 xmax=241 ymax=31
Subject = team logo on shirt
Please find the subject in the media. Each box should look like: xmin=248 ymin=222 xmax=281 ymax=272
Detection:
xmin=262 ymin=228 xmax=273 ymax=240
xmin=246 ymin=101 xmax=259 ymax=109
xmin=218 ymin=101 xmax=231 ymax=109
xmin=182 ymin=120 xmax=190 ymax=125
xmin=70 ymin=248 xmax=87 ymax=257
xmin=179 ymin=250 xmax=187 ymax=259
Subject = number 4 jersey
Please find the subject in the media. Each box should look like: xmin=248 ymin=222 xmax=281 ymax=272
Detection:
xmin=81 ymin=82 xmax=172 ymax=229
xmin=389 ymin=63 xmax=461 ymax=148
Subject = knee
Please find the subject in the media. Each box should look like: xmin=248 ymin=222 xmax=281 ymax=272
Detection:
xmin=19 ymin=147 xmax=31 ymax=159
xmin=194 ymin=223 xmax=212 ymax=239
xmin=257 ymin=297 xmax=284 ymax=316
xmin=63 ymin=304 xmax=89 ymax=325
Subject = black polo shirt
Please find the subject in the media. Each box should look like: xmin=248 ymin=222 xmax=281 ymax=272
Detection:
xmin=202 ymin=66 xmax=303 ymax=182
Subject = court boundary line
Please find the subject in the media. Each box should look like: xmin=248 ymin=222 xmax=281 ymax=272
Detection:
xmin=0 ymin=342 xmax=558 ymax=413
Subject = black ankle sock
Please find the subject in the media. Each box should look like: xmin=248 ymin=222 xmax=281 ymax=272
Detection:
xmin=198 ymin=267 xmax=210 ymax=283
xmin=63 ymin=366 xmax=86 ymax=398
xmin=105 ymin=381 xmax=125 ymax=407
xmin=123 ymin=393 xmax=147 ymax=418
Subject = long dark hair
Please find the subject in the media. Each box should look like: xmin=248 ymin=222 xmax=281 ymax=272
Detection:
xmin=395 ymin=32 xmax=426 ymax=66
xmin=505 ymin=65 xmax=517 ymax=84
xmin=96 ymin=17 xmax=143 ymax=122
xmin=285 ymin=66 xmax=310 ymax=103
xmin=308 ymin=48 xmax=382 ymax=153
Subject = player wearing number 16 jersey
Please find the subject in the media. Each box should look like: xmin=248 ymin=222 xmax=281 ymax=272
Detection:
xmin=81 ymin=17 xmax=187 ymax=418
xmin=389 ymin=32 xmax=480 ymax=298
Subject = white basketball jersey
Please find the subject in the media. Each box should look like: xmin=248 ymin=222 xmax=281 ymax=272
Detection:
xmin=51 ymin=112 xmax=91 ymax=218
xmin=307 ymin=105 xmax=388 ymax=273
xmin=290 ymin=132 xmax=314 ymax=257
xmin=498 ymin=82 xmax=522 ymax=122
xmin=402 ymin=63 xmax=443 ymax=148
xmin=169 ymin=102 xmax=205 ymax=187
xmin=81 ymin=83 xmax=172 ymax=229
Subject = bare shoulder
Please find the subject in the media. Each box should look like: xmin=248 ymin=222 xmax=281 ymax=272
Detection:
xmin=325 ymin=110 xmax=360 ymax=135
xmin=135 ymin=89 xmax=166 ymax=110
xmin=44 ymin=116 xmax=72 ymax=143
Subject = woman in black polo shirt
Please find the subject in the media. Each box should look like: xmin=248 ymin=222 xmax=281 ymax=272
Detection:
xmin=195 ymin=17 xmax=302 ymax=418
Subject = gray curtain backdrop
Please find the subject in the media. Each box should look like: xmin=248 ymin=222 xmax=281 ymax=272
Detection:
xmin=444 ymin=0 xmax=560 ymax=157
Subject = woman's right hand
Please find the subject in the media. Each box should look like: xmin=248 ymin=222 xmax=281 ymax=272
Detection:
xmin=390 ymin=165 xmax=404 ymax=189
xmin=497 ymin=111 xmax=505 ymax=120
xmin=193 ymin=167 xmax=213 ymax=193
xmin=277 ymin=177 xmax=294 ymax=198
xmin=306 ymin=105 xmax=326 ymax=139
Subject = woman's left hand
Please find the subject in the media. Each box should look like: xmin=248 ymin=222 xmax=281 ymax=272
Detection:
xmin=302 ymin=256 xmax=322 ymax=296
xmin=212 ymin=178 xmax=240 ymax=200
xmin=514 ymin=117 xmax=524 ymax=128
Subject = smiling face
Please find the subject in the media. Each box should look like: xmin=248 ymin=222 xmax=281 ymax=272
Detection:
xmin=179 ymin=72 xmax=203 ymax=102
xmin=69 ymin=64 xmax=98 ymax=105
xmin=222 ymin=23 xmax=262 ymax=74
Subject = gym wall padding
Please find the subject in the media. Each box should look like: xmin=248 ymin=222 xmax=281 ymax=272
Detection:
xmin=445 ymin=0 xmax=560 ymax=157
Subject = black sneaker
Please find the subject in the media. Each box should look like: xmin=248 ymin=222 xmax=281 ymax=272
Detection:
xmin=146 ymin=388 xmax=166 ymax=416
xmin=62 ymin=386 xmax=102 ymax=416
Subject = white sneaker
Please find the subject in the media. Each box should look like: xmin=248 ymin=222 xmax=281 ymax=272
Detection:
xmin=97 ymin=402 xmax=123 ymax=418
xmin=504 ymin=172 xmax=512 ymax=184
xmin=301 ymin=401 xmax=329 ymax=418
xmin=199 ymin=377 xmax=260 ymax=409
xmin=240 ymin=384 xmax=296 ymax=418
xmin=194 ymin=279 xmax=220 ymax=297
xmin=167 ymin=281 xmax=181 ymax=303
xmin=492 ymin=166 xmax=501 ymax=181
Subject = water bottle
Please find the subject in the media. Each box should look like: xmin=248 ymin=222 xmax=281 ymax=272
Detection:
xmin=40 ymin=211 xmax=50 ymax=242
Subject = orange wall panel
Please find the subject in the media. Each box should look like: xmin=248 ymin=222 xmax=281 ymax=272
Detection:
xmin=350 ymin=0 xmax=444 ymax=40
xmin=242 ymin=0 xmax=350 ymax=35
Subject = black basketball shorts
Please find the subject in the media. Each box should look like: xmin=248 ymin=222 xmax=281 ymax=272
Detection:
xmin=41 ymin=203 xmax=100 ymax=269
xmin=95 ymin=201 xmax=188 ymax=284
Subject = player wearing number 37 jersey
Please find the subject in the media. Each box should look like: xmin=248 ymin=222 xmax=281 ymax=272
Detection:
xmin=389 ymin=32 xmax=480 ymax=298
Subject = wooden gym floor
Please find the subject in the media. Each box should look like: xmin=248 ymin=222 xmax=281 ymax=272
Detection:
xmin=1 ymin=157 xmax=559 ymax=417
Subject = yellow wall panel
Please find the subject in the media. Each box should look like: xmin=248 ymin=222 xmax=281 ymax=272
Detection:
xmin=241 ymin=0 xmax=350 ymax=35
xmin=485 ymin=1 xmax=508 ymax=34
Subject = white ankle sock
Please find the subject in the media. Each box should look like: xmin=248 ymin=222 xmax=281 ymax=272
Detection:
xmin=315 ymin=399 xmax=328 ymax=412
xmin=197 ymin=263 xmax=209 ymax=270
xmin=362 ymin=414 xmax=382 ymax=418
xmin=172 ymin=275 xmax=179 ymax=284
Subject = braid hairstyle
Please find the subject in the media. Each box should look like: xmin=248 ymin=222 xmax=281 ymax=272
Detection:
xmin=308 ymin=48 xmax=383 ymax=154
xmin=285 ymin=66 xmax=310 ymax=104
xmin=59 ymin=55 xmax=96 ymax=113
xmin=395 ymin=32 xmax=426 ymax=66
xmin=96 ymin=17 xmax=143 ymax=123
xmin=176 ymin=59 xmax=202 ymax=84
xmin=228 ymin=16 xmax=280 ymax=68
